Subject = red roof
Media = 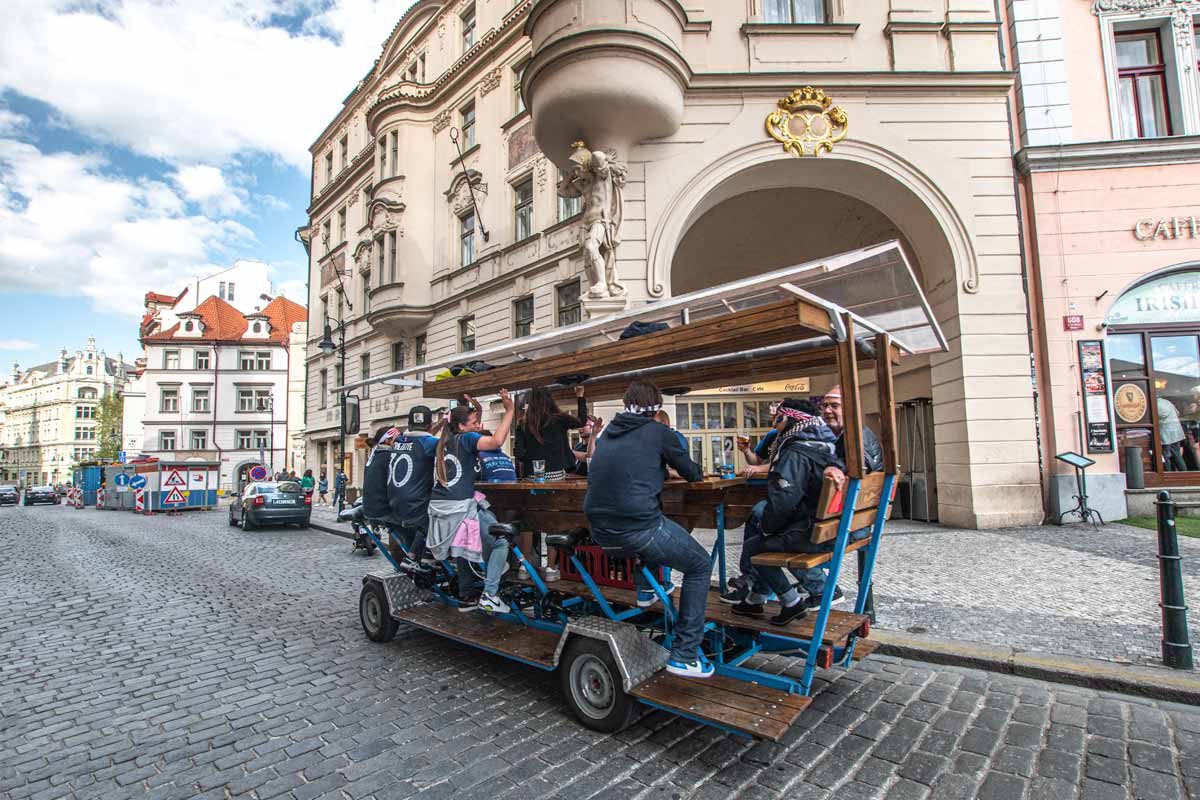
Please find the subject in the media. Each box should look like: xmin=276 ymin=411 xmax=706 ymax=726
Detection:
xmin=142 ymin=295 xmax=306 ymax=345
xmin=144 ymin=291 xmax=179 ymax=306
xmin=262 ymin=296 xmax=307 ymax=343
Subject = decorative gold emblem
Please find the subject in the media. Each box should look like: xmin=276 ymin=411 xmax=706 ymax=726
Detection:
xmin=1114 ymin=383 xmax=1148 ymax=424
xmin=765 ymin=87 xmax=848 ymax=157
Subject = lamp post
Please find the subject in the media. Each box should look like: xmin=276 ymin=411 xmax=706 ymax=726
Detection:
xmin=317 ymin=319 xmax=346 ymax=512
xmin=258 ymin=394 xmax=276 ymax=474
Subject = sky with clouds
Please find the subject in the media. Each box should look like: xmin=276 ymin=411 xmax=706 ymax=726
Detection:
xmin=0 ymin=0 xmax=416 ymax=372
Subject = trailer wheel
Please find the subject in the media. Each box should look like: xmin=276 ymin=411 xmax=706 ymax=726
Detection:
xmin=559 ymin=637 xmax=638 ymax=733
xmin=360 ymin=582 xmax=397 ymax=643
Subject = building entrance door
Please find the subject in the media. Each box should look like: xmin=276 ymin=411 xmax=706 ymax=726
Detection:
xmin=675 ymin=396 xmax=780 ymax=473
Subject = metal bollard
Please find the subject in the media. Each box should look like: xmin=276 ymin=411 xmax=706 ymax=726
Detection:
xmin=1156 ymin=491 xmax=1194 ymax=670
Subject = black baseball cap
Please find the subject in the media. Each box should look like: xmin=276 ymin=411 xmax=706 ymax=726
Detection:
xmin=408 ymin=405 xmax=433 ymax=430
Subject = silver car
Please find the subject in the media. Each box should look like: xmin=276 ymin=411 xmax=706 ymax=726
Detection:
xmin=228 ymin=481 xmax=311 ymax=530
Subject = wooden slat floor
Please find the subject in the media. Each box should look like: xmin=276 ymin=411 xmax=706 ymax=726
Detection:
xmin=630 ymin=671 xmax=812 ymax=741
xmin=395 ymin=603 xmax=560 ymax=668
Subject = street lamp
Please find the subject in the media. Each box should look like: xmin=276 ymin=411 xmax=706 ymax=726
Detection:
xmin=257 ymin=394 xmax=276 ymax=474
xmin=317 ymin=318 xmax=348 ymax=511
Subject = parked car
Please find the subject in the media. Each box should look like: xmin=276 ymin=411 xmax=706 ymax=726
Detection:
xmin=228 ymin=481 xmax=311 ymax=530
xmin=0 ymin=486 xmax=18 ymax=506
xmin=55 ymin=484 xmax=70 ymax=500
xmin=24 ymin=485 xmax=59 ymax=506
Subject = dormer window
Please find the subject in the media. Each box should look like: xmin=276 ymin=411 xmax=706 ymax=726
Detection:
xmin=184 ymin=321 xmax=194 ymax=332
xmin=253 ymin=322 xmax=262 ymax=333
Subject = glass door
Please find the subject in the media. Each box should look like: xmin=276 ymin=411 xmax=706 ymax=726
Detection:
xmin=677 ymin=398 xmax=776 ymax=473
xmin=1150 ymin=335 xmax=1200 ymax=471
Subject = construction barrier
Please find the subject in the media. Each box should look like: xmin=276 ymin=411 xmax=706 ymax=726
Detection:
xmin=96 ymin=487 xmax=104 ymax=510
xmin=134 ymin=488 xmax=145 ymax=513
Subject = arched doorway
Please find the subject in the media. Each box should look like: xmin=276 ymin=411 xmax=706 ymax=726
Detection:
xmin=1106 ymin=266 xmax=1200 ymax=484
xmin=232 ymin=460 xmax=264 ymax=495
xmin=652 ymin=148 xmax=969 ymax=520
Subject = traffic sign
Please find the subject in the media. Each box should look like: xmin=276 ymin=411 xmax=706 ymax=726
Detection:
xmin=248 ymin=465 xmax=269 ymax=482
xmin=113 ymin=473 xmax=130 ymax=487
xmin=117 ymin=451 xmax=127 ymax=463
xmin=130 ymin=475 xmax=147 ymax=489
xmin=163 ymin=469 xmax=186 ymax=487
xmin=163 ymin=487 xmax=186 ymax=505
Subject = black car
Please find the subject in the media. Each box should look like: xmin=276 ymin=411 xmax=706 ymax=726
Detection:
xmin=24 ymin=485 xmax=59 ymax=505
xmin=0 ymin=486 xmax=17 ymax=506
xmin=228 ymin=481 xmax=311 ymax=530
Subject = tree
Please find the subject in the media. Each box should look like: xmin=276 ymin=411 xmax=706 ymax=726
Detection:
xmin=95 ymin=391 xmax=124 ymax=460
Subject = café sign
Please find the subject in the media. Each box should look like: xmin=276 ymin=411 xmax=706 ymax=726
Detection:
xmin=1135 ymin=216 xmax=1200 ymax=241
xmin=1107 ymin=271 xmax=1200 ymax=326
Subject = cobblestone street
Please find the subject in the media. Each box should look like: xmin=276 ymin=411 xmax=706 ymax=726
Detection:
xmin=5 ymin=504 xmax=1200 ymax=799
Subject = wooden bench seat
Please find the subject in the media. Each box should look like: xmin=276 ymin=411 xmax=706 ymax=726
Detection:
xmin=750 ymin=471 xmax=890 ymax=570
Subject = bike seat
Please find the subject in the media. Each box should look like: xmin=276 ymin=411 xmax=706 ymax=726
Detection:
xmin=337 ymin=505 xmax=364 ymax=522
xmin=488 ymin=522 xmax=522 ymax=540
xmin=545 ymin=528 xmax=587 ymax=548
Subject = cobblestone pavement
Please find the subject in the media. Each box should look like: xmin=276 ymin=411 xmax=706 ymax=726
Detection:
xmin=313 ymin=501 xmax=1200 ymax=668
xmin=8 ymin=504 xmax=1200 ymax=800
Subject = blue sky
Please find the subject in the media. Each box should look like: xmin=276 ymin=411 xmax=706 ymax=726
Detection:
xmin=0 ymin=0 xmax=415 ymax=372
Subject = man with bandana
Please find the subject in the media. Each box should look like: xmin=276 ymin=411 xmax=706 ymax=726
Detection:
xmin=585 ymin=380 xmax=712 ymax=678
xmin=726 ymin=398 xmax=841 ymax=626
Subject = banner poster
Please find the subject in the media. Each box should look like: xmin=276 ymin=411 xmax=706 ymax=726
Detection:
xmin=1078 ymin=339 xmax=1114 ymax=453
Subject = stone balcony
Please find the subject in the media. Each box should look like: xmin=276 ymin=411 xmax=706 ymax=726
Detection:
xmin=367 ymin=282 xmax=433 ymax=337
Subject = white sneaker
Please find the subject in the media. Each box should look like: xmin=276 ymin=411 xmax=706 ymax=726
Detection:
xmin=517 ymin=567 xmax=530 ymax=580
xmin=478 ymin=593 xmax=510 ymax=614
xmin=543 ymin=568 xmax=560 ymax=582
xmin=666 ymin=658 xmax=714 ymax=679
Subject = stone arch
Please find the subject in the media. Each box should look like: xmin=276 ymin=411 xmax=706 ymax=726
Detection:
xmin=232 ymin=460 xmax=264 ymax=494
xmin=646 ymin=139 xmax=979 ymax=302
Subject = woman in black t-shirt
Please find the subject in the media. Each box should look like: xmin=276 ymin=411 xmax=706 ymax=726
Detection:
xmin=514 ymin=385 xmax=588 ymax=581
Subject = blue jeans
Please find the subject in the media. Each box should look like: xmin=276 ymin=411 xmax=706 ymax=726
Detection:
xmin=741 ymin=501 xmax=873 ymax=599
xmin=457 ymin=509 xmax=508 ymax=597
xmin=591 ymin=517 xmax=712 ymax=664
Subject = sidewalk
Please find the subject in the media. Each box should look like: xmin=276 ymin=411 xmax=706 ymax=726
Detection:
xmin=311 ymin=502 xmax=1199 ymax=671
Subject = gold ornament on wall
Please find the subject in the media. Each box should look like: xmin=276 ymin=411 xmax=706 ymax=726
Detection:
xmin=765 ymin=87 xmax=848 ymax=157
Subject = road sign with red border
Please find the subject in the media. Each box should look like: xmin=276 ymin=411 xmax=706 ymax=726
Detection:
xmin=163 ymin=487 xmax=186 ymax=506
xmin=163 ymin=469 xmax=186 ymax=487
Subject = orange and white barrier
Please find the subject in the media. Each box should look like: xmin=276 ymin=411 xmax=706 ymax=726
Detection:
xmin=96 ymin=487 xmax=104 ymax=509
xmin=134 ymin=488 xmax=145 ymax=513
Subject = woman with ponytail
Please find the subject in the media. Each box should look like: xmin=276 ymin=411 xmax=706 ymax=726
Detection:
xmin=427 ymin=390 xmax=516 ymax=613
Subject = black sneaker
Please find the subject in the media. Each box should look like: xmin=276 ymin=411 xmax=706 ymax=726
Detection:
xmin=800 ymin=586 xmax=845 ymax=611
xmin=770 ymin=600 xmax=809 ymax=626
xmin=830 ymin=586 xmax=846 ymax=607
xmin=731 ymin=601 xmax=764 ymax=617
xmin=457 ymin=595 xmax=480 ymax=612
xmin=719 ymin=584 xmax=749 ymax=605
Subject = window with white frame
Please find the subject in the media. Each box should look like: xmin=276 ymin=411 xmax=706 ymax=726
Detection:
xmin=460 ymin=210 xmax=476 ymax=266
xmin=190 ymin=429 xmax=207 ymax=450
xmin=461 ymin=103 xmax=476 ymax=148
xmin=256 ymin=351 xmax=271 ymax=370
xmin=514 ymin=178 xmax=533 ymax=241
xmin=74 ymin=427 xmax=95 ymax=440
xmin=194 ymin=350 xmax=210 ymax=370
xmin=462 ymin=5 xmax=476 ymax=50
xmin=253 ymin=430 xmax=269 ymax=449
xmin=161 ymin=388 xmax=179 ymax=413
xmin=236 ymin=430 xmax=253 ymax=449
xmin=459 ymin=316 xmax=476 ymax=352
xmin=192 ymin=388 xmax=210 ymax=412
xmin=513 ymin=295 xmax=534 ymax=338
xmin=557 ymin=280 xmax=582 ymax=327
xmin=227 ymin=282 xmax=234 ymax=301
xmin=76 ymin=405 xmax=95 ymax=419
xmin=164 ymin=350 xmax=180 ymax=370
xmin=159 ymin=431 xmax=177 ymax=451
xmin=763 ymin=0 xmax=826 ymax=23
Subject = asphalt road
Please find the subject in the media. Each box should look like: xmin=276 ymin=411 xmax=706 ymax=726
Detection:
xmin=3 ymin=503 xmax=1200 ymax=800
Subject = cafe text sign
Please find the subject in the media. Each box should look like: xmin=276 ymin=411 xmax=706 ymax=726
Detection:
xmin=1106 ymin=271 xmax=1200 ymax=326
xmin=1135 ymin=216 xmax=1200 ymax=241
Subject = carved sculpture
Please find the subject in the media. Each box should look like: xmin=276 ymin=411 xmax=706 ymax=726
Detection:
xmin=559 ymin=140 xmax=627 ymax=299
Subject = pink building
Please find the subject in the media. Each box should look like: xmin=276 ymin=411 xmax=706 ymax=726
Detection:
xmin=1014 ymin=0 xmax=1200 ymax=518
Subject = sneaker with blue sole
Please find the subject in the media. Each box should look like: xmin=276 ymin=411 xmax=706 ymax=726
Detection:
xmin=665 ymin=658 xmax=714 ymax=678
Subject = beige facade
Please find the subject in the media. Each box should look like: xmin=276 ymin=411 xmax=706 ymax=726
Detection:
xmin=0 ymin=339 xmax=132 ymax=486
xmin=303 ymin=0 xmax=1042 ymax=528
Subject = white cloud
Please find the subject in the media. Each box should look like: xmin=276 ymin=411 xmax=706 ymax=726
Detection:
xmin=172 ymin=164 xmax=245 ymax=215
xmin=0 ymin=138 xmax=257 ymax=317
xmin=0 ymin=0 xmax=417 ymax=170
xmin=256 ymin=193 xmax=290 ymax=211
xmin=0 ymin=339 xmax=36 ymax=351
xmin=0 ymin=108 xmax=27 ymax=135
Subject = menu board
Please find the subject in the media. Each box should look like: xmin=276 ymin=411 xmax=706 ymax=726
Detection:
xmin=1078 ymin=340 xmax=1114 ymax=453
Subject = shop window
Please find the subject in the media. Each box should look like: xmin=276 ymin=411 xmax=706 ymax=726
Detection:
xmin=1115 ymin=30 xmax=1171 ymax=138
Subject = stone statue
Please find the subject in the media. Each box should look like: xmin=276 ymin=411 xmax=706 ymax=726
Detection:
xmin=559 ymin=141 xmax=627 ymax=298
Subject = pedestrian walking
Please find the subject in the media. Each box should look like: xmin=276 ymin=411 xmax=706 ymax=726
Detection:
xmin=300 ymin=469 xmax=315 ymax=499
xmin=317 ymin=472 xmax=329 ymax=505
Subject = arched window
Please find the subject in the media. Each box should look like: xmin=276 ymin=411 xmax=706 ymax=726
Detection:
xmin=253 ymin=322 xmax=262 ymax=333
xmin=184 ymin=321 xmax=194 ymax=332
xmin=78 ymin=387 xmax=97 ymax=400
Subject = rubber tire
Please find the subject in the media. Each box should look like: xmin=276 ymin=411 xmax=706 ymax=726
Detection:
xmin=228 ymin=509 xmax=237 ymax=527
xmin=559 ymin=637 xmax=638 ymax=734
xmin=359 ymin=582 xmax=398 ymax=643
xmin=242 ymin=514 xmax=256 ymax=532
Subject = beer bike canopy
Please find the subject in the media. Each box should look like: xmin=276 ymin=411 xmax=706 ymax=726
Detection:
xmin=365 ymin=241 xmax=946 ymax=402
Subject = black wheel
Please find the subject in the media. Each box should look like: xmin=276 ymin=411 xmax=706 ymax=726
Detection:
xmin=360 ymin=582 xmax=397 ymax=643
xmin=559 ymin=637 xmax=638 ymax=733
xmin=228 ymin=509 xmax=237 ymax=527
xmin=366 ymin=541 xmax=376 ymax=556
xmin=242 ymin=514 xmax=256 ymax=532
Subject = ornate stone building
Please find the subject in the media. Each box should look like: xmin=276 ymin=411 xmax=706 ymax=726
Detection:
xmin=0 ymin=339 xmax=133 ymax=486
xmin=303 ymin=0 xmax=1041 ymax=528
